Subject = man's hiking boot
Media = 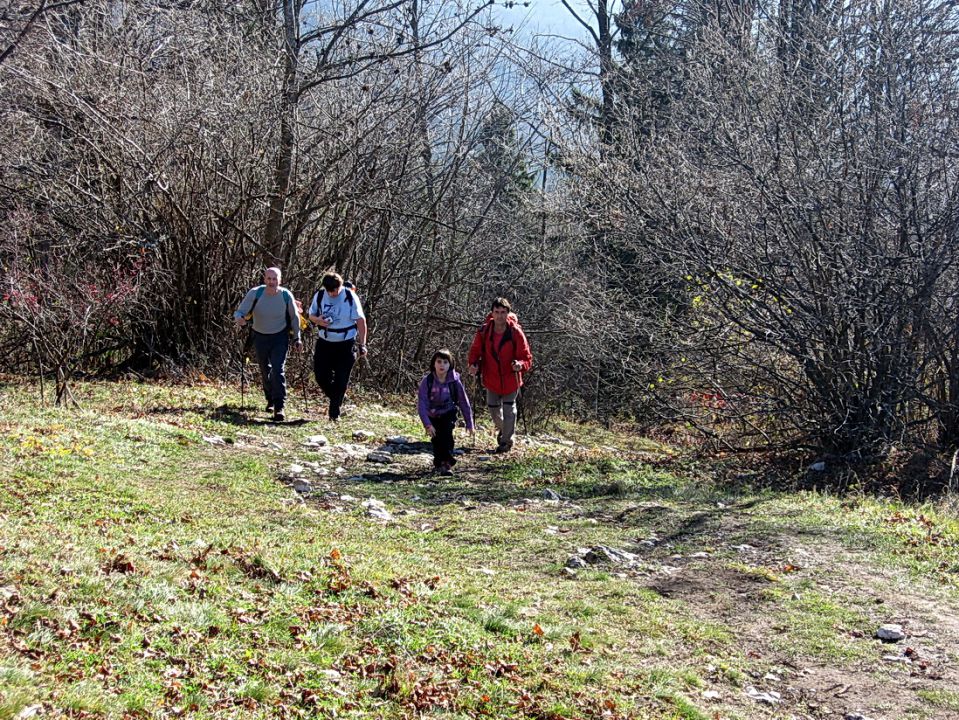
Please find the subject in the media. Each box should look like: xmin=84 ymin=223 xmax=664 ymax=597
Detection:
xmin=438 ymin=463 xmax=454 ymax=476
xmin=273 ymin=410 xmax=285 ymax=422
xmin=266 ymin=404 xmax=275 ymax=413
xmin=494 ymin=440 xmax=513 ymax=454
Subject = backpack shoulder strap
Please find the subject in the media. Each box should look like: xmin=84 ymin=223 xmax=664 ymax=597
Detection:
xmin=247 ymin=285 xmax=265 ymax=317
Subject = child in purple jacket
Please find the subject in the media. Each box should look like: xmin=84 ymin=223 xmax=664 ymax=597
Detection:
xmin=417 ymin=349 xmax=474 ymax=475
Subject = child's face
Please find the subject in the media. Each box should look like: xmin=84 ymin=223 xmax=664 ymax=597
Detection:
xmin=434 ymin=357 xmax=450 ymax=374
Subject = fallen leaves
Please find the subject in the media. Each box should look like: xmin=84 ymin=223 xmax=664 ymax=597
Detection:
xmin=103 ymin=553 xmax=136 ymax=574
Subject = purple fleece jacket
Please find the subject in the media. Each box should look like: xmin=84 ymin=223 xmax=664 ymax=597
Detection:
xmin=417 ymin=369 xmax=474 ymax=430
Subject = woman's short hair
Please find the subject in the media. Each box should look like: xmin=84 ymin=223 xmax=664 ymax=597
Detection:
xmin=491 ymin=297 xmax=511 ymax=311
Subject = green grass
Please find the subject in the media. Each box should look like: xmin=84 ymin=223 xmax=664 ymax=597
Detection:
xmin=1 ymin=378 xmax=958 ymax=719
xmin=917 ymin=688 xmax=959 ymax=711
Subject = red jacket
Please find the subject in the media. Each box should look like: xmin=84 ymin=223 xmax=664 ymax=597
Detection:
xmin=467 ymin=313 xmax=533 ymax=396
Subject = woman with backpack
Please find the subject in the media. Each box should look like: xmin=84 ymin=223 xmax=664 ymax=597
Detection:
xmin=417 ymin=349 xmax=474 ymax=475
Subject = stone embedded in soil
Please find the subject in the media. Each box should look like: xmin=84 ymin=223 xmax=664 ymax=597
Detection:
xmin=844 ymin=713 xmax=876 ymax=720
xmin=292 ymin=479 xmax=313 ymax=494
xmin=581 ymin=545 xmax=638 ymax=566
xmin=877 ymin=623 xmax=906 ymax=642
xmin=353 ymin=430 xmax=376 ymax=442
xmin=303 ymin=435 xmax=329 ymax=447
xmin=745 ymin=686 xmax=781 ymax=705
xmin=362 ymin=498 xmax=393 ymax=522
xmin=882 ymin=654 xmax=912 ymax=664
xmin=386 ymin=435 xmax=410 ymax=444
xmin=367 ymin=451 xmax=393 ymax=464
xmin=566 ymin=556 xmax=588 ymax=569
xmin=543 ymin=489 xmax=563 ymax=501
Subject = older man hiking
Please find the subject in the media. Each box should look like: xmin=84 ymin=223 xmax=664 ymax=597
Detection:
xmin=467 ymin=297 xmax=532 ymax=453
xmin=234 ymin=267 xmax=303 ymax=422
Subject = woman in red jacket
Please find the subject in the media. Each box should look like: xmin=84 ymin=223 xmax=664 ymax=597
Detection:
xmin=467 ymin=297 xmax=533 ymax=453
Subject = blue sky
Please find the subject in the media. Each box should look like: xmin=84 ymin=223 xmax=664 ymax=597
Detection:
xmin=490 ymin=0 xmax=614 ymax=42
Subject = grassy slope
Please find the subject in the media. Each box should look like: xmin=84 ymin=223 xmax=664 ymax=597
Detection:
xmin=0 ymin=379 xmax=957 ymax=719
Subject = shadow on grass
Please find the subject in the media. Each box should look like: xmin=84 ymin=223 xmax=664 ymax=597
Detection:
xmin=144 ymin=404 xmax=311 ymax=428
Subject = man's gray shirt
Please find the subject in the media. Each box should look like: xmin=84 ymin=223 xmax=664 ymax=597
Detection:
xmin=234 ymin=286 xmax=301 ymax=341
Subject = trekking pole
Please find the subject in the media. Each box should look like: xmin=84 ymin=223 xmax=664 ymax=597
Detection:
xmin=514 ymin=370 xmax=526 ymax=435
xmin=301 ymin=335 xmax=311 ymax=415
xmin=240 ymin=354 xmax=247 ymax=410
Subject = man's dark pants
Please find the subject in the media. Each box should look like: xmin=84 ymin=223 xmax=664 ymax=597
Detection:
xmin=253 ymin=330 xmax=289 ymax=411
xmin=313 ymin=338 xmax=356 ymax=420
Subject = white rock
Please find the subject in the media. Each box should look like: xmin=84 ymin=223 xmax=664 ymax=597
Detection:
xmin=844 ymin=713 xmax=876 ymax=720
xmin=882 ymin=654 xmax=912 ymax=664
xmin=702 ymin=690 xmax=722 ymax=701
xmin=746 ymin=686 xmax=781 ymax=705
xmin=690 ymin=551 xmax=710 ymax=559
xmin=202 ymin=434 xmax=227 ymax=445
xmin=15 ymin=706 xmax=42 ymax=719
xmin=364 ymin=504 xmax=394 ymax=522
xmin=386 ymin=435 xmax=410 ymax=444
xmin=303 ymin=435 xmax=329 ymax=447
xmin=353 ymin=430 xmax=376 ymax=441
xmin=289 ymin=463 xmax=305 ymax=475
xmin=367 ymin=451 xmax=393 ymax=464
xmin=319 ymin=669 xmax=342 ymax=681
xmin=877 ymin=623 xmax=906 ymax=642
